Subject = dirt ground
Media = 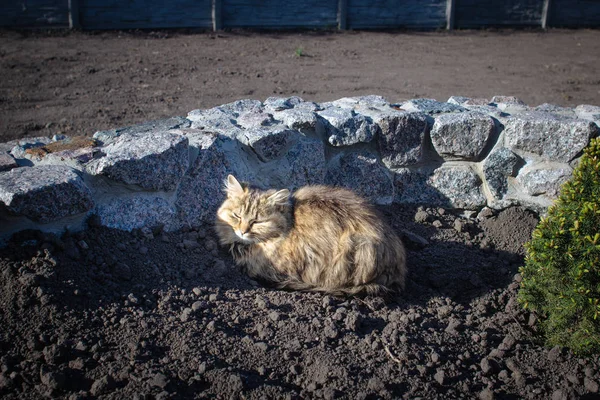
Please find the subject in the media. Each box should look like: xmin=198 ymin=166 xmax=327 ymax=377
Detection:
xmin=1 ymin=28 xmax=600 ymax=143
xmin=1 ymin=29 xmax=600 ymax=399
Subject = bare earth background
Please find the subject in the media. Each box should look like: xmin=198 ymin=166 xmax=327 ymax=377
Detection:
xmin=1 ymin=29 xmax=600 ymax=399
xmin=1 ymin=28 xmax=600 ymax=142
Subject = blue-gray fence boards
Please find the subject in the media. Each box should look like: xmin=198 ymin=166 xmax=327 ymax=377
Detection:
xmin=221 ymin=0 xmax=338 ymax=28
xmin=79 ymin=0 xmax=212 ymax=30
xmin=455 ymin=0 xmax=544 ymax=27
xmin=0 ymin=0 xmax=69 ymax=28
xmin=2 ymin=0 xmax=600 ymax=30
xmin=550 ymin=0 xmax=600 ymax=27
xmin=348 ymin=0 xmax=447 ymax=29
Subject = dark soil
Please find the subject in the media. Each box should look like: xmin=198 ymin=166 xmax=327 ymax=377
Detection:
xmin=1 ymin=29 xmax=600 ymax=143
xmin=2 ymin=204 xmax=599 ymax=399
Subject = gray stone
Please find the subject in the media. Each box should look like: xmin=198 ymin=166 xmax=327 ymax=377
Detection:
xmin=264 ymin=96 xmax=303 ymax=112
xmin=394 ymin=166 xmax=486 ymax=209
xmin=401 ymin=98 xmax=466 ymax=114
xmin=447 ymin=96 xmax=471 ymax=106
xmin=274 ymin=108 xmax=324 ymax=136
xmin=490 ymin=96 xmax=528 ymax=113
xmin=430 ymin=112 xmax=495 ymax=160
xmin=95 ymin=196 xmax=176 ymax=231
xmin=86 ymin=131 xmax=189 ymax=191
xmin=93 ymin=116 xmax=190 ymax=144
xmin=187 ymin=107 xmax=242 ymax=137
xmin=325 ymin=151 xmax=393 ymax=205
xmin=317 ymin=107 xmax=377 ymax=146
xmin=504 ymin=112 xmax=598 ymax=162
xmin=277 ymin=134 xmax=326 ymax=190
xmin=236 ymin=110 xmax=274 ymax=129
xmin=0 ymin=165 xmax=93 ymax=223
xmin=215 ymin=99 xmax=263 ymax=116
xmin=0 ymin=153 xmax=17 ymax=171
xmin=376 ymin=112 xmax=429 ymax=168
xmin=575 ymin=104 xmax=600 ymax=122
xmin=240 ymin=125 xmax=299 ymax=162
xmin=483 ymin=147 xmax=522 ymax=200
xmin=534 ymin=103 xmax=576 ymax=118
xmin=174 ymin=131 xmax=255 ymax=226
xmin=328 ymin=95 xmax=389 ymax=109
xmin=516 ymin=164 xmax=572 ymax=198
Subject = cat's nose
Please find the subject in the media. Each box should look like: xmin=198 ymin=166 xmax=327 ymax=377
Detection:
xmin=240 ymin=223 xmax=251 ymax=235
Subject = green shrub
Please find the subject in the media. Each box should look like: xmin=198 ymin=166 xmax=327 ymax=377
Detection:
xmin=518 ymin=137 xmax=600 ymax=355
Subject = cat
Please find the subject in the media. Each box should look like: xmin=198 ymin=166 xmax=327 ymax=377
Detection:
xmin=215 ymin=175 xmax=407 ymax=296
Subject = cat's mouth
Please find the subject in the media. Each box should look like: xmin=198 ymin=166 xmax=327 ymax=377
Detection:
xmin=234 ymin=230 xmax=256 ymax=244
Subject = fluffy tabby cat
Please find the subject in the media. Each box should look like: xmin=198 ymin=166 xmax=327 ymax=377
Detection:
xmin=215 ymin=175 xmax=407 ymax=295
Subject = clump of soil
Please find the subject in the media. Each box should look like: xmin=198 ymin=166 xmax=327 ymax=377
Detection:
xmin=1 ymin=205 xmax=599 ymax=399
xmin=24 ymin=136 xmax=98 ymax=159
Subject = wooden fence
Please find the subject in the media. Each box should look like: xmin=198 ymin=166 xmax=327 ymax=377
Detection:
xmin=1 ymin=0 xmax=599 ymax=30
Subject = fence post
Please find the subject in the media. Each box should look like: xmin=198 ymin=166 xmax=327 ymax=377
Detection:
xmin=446 ymin=0 xmax=455 ymax=30
xmin=338 ymin=0 xmax=347 ymax=30
xmin=68 ymin=0 xmax=80 ymax=29
xmin=541 ymin=0 xmax=552 ymax=29
xmin=212 ymin=0 xmax=222 ymax=31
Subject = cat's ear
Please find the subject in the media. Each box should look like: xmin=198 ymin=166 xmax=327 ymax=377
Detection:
xmin=267 ymin=189 xmax=290 ymax=206
xmin=225 ymin=175 xmax=244 ymax=198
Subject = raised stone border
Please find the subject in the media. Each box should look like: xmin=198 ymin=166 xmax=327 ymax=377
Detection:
xmin=1 ymin=95 xmax=598 ymax=242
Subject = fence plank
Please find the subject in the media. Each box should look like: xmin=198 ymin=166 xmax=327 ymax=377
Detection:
xmin=550 ymin=0 xmax=600 ymax=27
xmin=446 ymin=0 xmax=456 ymax=29
xmin=347 ymin=0 xmax=447 ymax=29
xmin=338 ymin=0 xmax=348 ymax=30
xmin=0 ymin=0 xmax=69 ymax=28
xmin=455 ymin=0 xmax=544 ymax=28
xmin=80 ymin=0 xmax=212 ymax=30
xmin=222 ymin=0 xmax=337 ymax=29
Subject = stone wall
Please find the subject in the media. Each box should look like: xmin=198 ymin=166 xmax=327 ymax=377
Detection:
xmin=1 ymin=95 xmax=598 ymax=243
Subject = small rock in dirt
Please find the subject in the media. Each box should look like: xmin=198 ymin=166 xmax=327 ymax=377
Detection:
xmin=432 ymin=220 xmax=443 ymax=228
xmin=498 ymin=369 xmax=509 ymax=381
xmin=228 ymin=373 xmax=244 ymax=392
xmin=208 ymin=293 xmax=219 ymax=302
xmin=479 ymin=388 xmax=495 ymax=400
xmin=324 ymin=324 xmax=339 ymax=339
xmin=414 ymin=209 xmax=430 ymax=223
xmin=453 ymin=219 xmax=466 ymax=232
xmin=445 ymin=318 xmax=463 ymax=335
xmin=180 ymin=307 xmax=193 ymax=322
xmin=477 ymin=207 xmax=495 ymax=220
xmin=192 ymin=287 xmax=202 ymax=296
xmin=566 ymin=373 xmax=580 ymax=385
xmin=40 ymin=367 xmax=66 ymax=390
xmin=434 ymin=368 xmax=446 ymax=385
xmin=584 ymin=366 xmax=595 ymax=377
xmin=191 ymin=301 xmax=205 ymax=312
xmin=367 ymin=377 xmax=385 ymax=392
xmin=268 ymin=311 xmax=281 ymax=322
xmin=206 ymin=320 xmax=216 ymax=331
xmin=198 ymin=362 xmax=207 ymax=374
xmin=90 ymin=375 xmax=116 ymax=396
xmin=431 ymin=352 xmax=440 ymax=363
xmin=547 ymin=345 xmax=562 ymax=362
xmin=585 ymin=377 xmax=599 ymax=393
xmin=480 ymin=357 xmax=498 ymax=376
xmin=151 ymin=373 xmax=169 ymax=389
xmin=77 ymin=240 xmax=89 ymax=250
xmin=255 ymin=342 xmax=269 ymax=351
xmin=501 ymin=334 xmax=516 ymax=350
xmin=552 ymin=388 xmax=569 ymax=400
xmin=289 ymin=364 xmax=301 ymax=375
xmin=344 ymin=312 xmax=363 ymax=331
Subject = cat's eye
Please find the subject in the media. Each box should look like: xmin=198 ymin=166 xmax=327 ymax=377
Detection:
xmin=231 ymin=212 xmax=240 ymax=220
